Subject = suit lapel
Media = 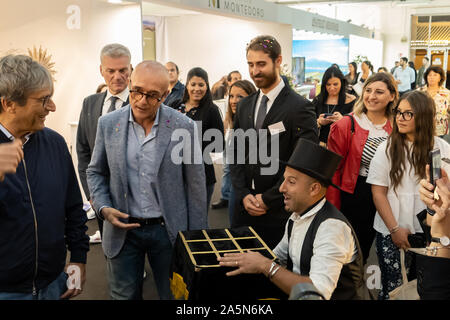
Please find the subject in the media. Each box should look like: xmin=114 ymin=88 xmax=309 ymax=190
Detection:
xmin=91 ymin=92 xmax=106 ymax=127
xmin=246 ymin=91 xmax=259 ymax=129
xmin=113 ymin=106 xmax=131 ymax=191
xmin=153 ymin=106 xmax=173 ymax=174
xmin=262 ymin=85 xmax=289 ymax=128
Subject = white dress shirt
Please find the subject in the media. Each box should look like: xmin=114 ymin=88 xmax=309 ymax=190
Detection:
xmin=253 ymin=78 xmax=285 ymax=127
xmin=101 ymin=87 xmax=129 ymax=116
xmin=273 ymin=198 xmax=357 ymax=300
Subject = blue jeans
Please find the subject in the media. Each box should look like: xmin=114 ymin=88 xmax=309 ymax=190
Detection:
xmin=220 ymin=162 xmax=232 ymax=201
xmin=0 ymin=271 xmax=68 ymax=300
xmin=206 ymin=183 xmax=215 ymax=210
xmin=106 ymin=223 xmax=173 ymax=300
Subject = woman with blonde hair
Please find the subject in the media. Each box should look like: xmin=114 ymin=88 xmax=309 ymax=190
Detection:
xmin=327 ymin=72 xmax=398 ymax=264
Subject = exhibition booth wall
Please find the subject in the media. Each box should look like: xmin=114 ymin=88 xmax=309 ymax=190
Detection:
xmin=155 ymin=13 xmax=293 ymax=87
xmin=0 ymin=0 xmax=143 ymax=147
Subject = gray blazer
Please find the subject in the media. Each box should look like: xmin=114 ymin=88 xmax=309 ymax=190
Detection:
xmin=86 ymin=104 xmax=208 ymax=258
xmin=76 ymin=92 xmax=129 ymax=199
xmin=76 ymin=92 xmax=106 ymax=199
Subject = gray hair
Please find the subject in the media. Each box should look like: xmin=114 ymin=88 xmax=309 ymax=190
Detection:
xmin=0 ymin=54 xmax=53 ymax=107
xmin=100 ymin=43 xmax=131 ymax=63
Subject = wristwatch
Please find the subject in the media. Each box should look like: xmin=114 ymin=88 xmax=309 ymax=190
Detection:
xmin=431 ymin=236 xmax=450 ymax=246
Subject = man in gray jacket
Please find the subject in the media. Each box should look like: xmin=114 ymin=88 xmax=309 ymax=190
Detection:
xmin=77 ymin=43 xmax=131 ymax=240
xmin=87 ymin=61 xmax=207 ymax=300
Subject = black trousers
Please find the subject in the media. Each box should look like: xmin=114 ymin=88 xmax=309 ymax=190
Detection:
xmin=340 ymin=175 xmax=376 ymax=265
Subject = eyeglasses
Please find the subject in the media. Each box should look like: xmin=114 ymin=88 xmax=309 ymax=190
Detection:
xmin=129 ymin=89 xmax=163 ymax=104
xmin=30 ymin=95 xmax=53 ymax=109
xmin=394 ymin=109 xmax=414 ymax=121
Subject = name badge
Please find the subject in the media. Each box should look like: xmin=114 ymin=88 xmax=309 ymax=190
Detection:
xmin=268 ymin=121 xmax=286 ymax=135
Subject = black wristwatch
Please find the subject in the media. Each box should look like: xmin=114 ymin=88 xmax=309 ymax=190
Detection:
xmin=431 ymin=236 xmax=450 ymax=246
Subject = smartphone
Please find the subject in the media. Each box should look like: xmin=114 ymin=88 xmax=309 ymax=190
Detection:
xmin=323 ymin=113 xmax=334 ymax=118
xmin=429 ymin=148 xmax=441 ymax=187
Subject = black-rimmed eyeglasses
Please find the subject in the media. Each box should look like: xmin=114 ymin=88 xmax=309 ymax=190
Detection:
xmin=129 ymin=89 xmax=163 ymax=104
xmin=394 ymin=109 xmax=414 ymax=121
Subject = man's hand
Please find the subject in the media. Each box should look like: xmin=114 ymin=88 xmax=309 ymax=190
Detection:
xmin=0 ymin=139 xmax=24 ymax=181
xmin=101 ymin=207 xmax=140 ymax=230
xmin=60 ymin=263 xmax=86 ymax=299
xmin=243 ymin=194 xmax=267 ymax=216
xmin=218 ymin=251 xmax=271 ymax=276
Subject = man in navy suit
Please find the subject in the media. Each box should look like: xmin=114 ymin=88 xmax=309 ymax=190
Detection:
xmin=230 ymin=35 xmax=318 ymax=248
xmin=76 ymin=43 xmax=131 ymax=239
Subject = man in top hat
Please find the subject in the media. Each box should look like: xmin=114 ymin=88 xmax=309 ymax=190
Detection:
xmin=219 ymin=138 xmax=365 ymax=300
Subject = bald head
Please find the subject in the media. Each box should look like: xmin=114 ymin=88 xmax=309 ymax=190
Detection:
xmin=132 ymin=61 xmax=169 ymax=92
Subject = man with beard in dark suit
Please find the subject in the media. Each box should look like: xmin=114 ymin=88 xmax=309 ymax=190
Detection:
xmin=76 ymin=43 xmax=131 ymax=240
xmin=230 ymin=35 xmax=318 ymax=248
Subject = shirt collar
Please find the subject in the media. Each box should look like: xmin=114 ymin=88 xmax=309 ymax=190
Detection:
xmin=0 ymin=122 xmax=31 ymax=144
xmin=129 ymin=106 xmax=160 ymax=127
xmin=258 ymin=77 xmax=285 ymax=103
xmin=290 ymin=197 xmax=327 ymax=222
xmin=106 ymin=87 xmax=129 ymax=103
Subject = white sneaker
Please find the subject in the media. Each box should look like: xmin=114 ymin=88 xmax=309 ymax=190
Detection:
xmin=89 ymin=230 xmax=102 ymax=244
xmin=86 ymin=208 xmax=96 ymax=220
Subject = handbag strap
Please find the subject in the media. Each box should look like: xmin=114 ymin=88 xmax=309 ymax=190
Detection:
xmin=399 ymin=249 xmax=408 ymax=284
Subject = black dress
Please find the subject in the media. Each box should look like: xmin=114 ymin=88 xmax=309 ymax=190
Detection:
xmin=313 ymin=99 xmax=356 ymax=143
xmin=170 ymin=99 xmax=224 ymax=186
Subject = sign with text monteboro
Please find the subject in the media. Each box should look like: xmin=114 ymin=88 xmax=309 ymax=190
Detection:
xmin=161 ymin=0 xmax=371 ymax=38
xmin=208 ymin=0 xmax=265 ymax=19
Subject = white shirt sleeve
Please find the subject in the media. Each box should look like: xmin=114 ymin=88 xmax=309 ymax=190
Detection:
xmin=366 ymin=140 xmax=389 ymax=187
xmin=273 ymin=222 xmax=289 ymax=265
xmin=410 ymin=68 xmax=416 ymax=84
xmin=309 ymin=219 xmax=357 ymax=300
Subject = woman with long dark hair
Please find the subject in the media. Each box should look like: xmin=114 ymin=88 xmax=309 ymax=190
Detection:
xmin=219 ymin=80 xmax=256 ymax=225
xmin=171 ymin=67 xmax=224 ymax=210
xmin=327 ymin=72 xmax=398 ymax=264
xmin=345 ymin=62 xmax=359 ymax=96
xmin=314 ymin=66 xmax=356 ymax=146
xmin=367 ymin=90 xmax=450 ymax=299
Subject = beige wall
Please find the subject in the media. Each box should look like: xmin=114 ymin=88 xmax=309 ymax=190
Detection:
xmin=0 ymin=0 xmax=143 ymax=147
xmin=159 ymin=13 xmax=293 ymax=87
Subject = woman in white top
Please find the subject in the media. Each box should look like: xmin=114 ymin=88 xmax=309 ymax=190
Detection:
xmin=352 ymin=60 xmax=374 ymax=97
xmin=367 ymin=90 xmax=450 ymax=299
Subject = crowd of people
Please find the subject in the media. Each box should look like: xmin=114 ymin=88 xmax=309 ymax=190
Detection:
xmin=0 ymin=34 xmax=449 ymax=301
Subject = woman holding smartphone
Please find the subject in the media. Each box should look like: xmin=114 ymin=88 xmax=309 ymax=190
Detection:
xmin=367 ymin=90 xmax=450 ymax=299
xmin=314 ymin=66 xmax=356 ymax=146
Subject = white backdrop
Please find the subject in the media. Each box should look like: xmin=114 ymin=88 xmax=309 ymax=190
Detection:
xmin=349 ymin=34 xmax=384 ymax=70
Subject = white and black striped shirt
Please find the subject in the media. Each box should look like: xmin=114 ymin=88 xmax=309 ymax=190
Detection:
xmin=360 ymin=137 xmax=387 ymax=176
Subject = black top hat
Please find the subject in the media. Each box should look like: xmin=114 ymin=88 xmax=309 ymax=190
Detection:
xmin=281 ymin=138 xmax=343 ymax=190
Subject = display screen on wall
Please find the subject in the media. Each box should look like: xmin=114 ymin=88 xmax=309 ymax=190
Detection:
xmin=292 ymin=39 xmax=349 ymax=83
